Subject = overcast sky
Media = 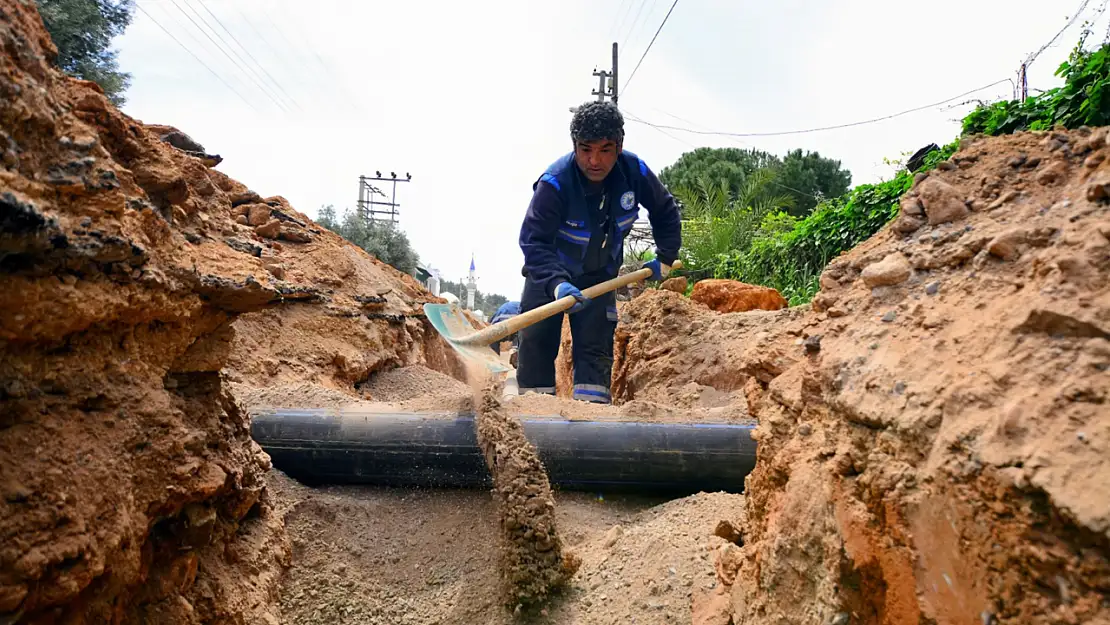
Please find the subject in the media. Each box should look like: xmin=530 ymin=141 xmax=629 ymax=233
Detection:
xmin=114 ymin=0 xmax=1105 ymax=299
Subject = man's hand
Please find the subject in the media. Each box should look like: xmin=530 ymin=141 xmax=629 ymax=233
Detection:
xmin=642 ymin=258 xmax=671 ymax=282
xmin=555 ymin=281 xmax=590 ymax=313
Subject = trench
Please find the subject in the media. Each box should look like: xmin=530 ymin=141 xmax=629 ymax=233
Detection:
xmin=251 ymin=397 xmax=752 ymax=624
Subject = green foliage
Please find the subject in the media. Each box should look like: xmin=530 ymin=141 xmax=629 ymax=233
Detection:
xmin=673 ymin=168 xmax=795 ymax=281
xmin=711 ymin=141 xmax=958 ymax=305
xmin=962 ymin=41 xmax=1110 ymax=136
xmin=659 ymin=147 xmax=778 ymax=195
xmin=777 ymin=149 xmax=853 ymax=215
xmin=659 ymin=146 xmax=852 ymax=218
xmin=317 ymin=205 xmax=420 ymax=276
xmin=36 ymin=0 xmax=134 ymax=106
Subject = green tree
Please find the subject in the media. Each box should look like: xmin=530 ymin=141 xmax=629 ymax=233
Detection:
xmin=36 ymin=0 xmax=134 ymax=106
xmin=776 ymin=149 xmax=853 ymax=216
xmin=316 ymin=204 xmax=420 ymax=276
xmin=659 ymin=147 xmax=779 ymax=198
xmin=659 ymin=146 xmax=852 ymax=218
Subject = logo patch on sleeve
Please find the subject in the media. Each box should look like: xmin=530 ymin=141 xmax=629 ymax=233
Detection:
xmin=620 ymin=191 xmax=636 ymax=211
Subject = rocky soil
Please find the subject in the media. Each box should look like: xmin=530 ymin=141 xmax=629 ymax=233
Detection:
xmin=0 ymin=2 xmax=459 ymax=622
xmin=609 ymin=129 xmax=1110 ymax=624
xmin=0 ymin=1 xmax=294 ymax=621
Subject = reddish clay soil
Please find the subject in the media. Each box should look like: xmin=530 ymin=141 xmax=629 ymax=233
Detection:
xmin=610 ymin=130 xmax=1109 ymax=624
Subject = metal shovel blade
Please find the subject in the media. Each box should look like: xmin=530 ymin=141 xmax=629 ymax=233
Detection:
xmin=423 ymin=303 xmax=512 ymax=374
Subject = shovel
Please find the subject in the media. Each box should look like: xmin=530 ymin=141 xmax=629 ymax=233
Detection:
xmin=424 ymin=261 xmax=681 ymax=374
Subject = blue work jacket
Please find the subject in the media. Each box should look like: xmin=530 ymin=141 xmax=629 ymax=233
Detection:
xmin=519 ymin=150 xmax=681 ymax=297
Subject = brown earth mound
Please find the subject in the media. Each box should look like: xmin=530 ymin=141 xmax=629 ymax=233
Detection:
xmin=0 ymin=3 xmax=293 ymax=621
xmin=612 ymin=128 xmax=1110 ymax=624
xmin=216 ymin=185 xmax=466 ymax=391
xmin=0 ymin=2 xmax=467 ymax=621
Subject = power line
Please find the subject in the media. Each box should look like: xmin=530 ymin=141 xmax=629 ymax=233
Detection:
xmin=608 ymin=0 xmax=636 ymax=41
xmin=192 ymin=0 xmax=305 ymax=113
xmin=257 ymin=2 xmax=363 ymax=116
xmin=625 ymin=78 xmax=1013 ymax=138
xmin=134 ymin=3 xmax=259 ymax=112
xmin=608 ymin=0 xmax=634 ymax=39
xmin=626 ymin=109 xmax=821 ymax=200
xmin=619 ymin=0 xmax=652 ymax=58
xmin=228 ymin=1 xmax=311 ymax=95
xmin=1025 ymin=0 xmax=1093 ymax=66
xmin=178 ymin=0 xmax=290 ymax=112
xmin=165 ymin=0 xmax=288 ymax=112
xmin=624 ymin=110 xmax=697 ymax=148
xmin=623 ymin=0 xmax=680 ymax=95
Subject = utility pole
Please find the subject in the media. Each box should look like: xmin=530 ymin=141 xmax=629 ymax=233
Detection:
xmin=587 ymin=42 xmax=619 ymax=105
xmin=611 ymin=42 xmax=619 ymax=106
xmin=357 ymin=171 xmax=412 ymax=223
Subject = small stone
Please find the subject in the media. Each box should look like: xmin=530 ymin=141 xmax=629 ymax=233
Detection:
xmin=660 ymin=276 xmax=688 ymax=294
xmin=912 ymin=172 xmax=929 ymax=187
xmin=937 ymin=160 xmax=957 ymax=171
xmin=986 ymin=189 xmax=1019 ymax=211
xmin=900 ymin=194 xmax=925 ymax=216
xmin=1024 ymin=155 xmax=1042 ymax=168
xmin=246 ymin=203 xmax=271 ymax=226
xmin=279 ymin=225 xmax=312 ymax=243
xmin=1036 ymin=161 xmax=1069 ymax=185
xmin=893 ymin=381 xmax=906 ymax=395
xmin=925 ymin=281 xmax=940 ymax=296
xmin=1085 ymin=152 xmax=1105 ymax=168
xmin=918 ymin=178 xmax=970 ymax=225
xmin=264 ymin=262 xmax=285 ymax=280
xmin=893 ymin=213 xmax=926 ymax=235
xmin=603 ymin=525 xmax=623 ymax=548
xmin=1077 ymin=432 xmax=1087 ymax=442
xmin=1087 ymin=178 xmax=1110 ymax=202
xmin=803 ymin=334 xmax=822 ymax=354
xmin=1008 ymin=155 xmax=1027 ymax=168
xmin=881 ymin=311 xmax=896 ymax=323
xmin=829 ymin=613 xmax=850 ymax=625
xmin=862 ymin=253 xmax=912 ymax=288
xmin=988 ymin=228 xmax=1027 ymax=261
xmin=798 ymin=423 xmax=812 ymax=436
xmin=827 ymin=307 xmax=846 ymax=318
xmin=254 ymin=219 xmax=282 ymax=239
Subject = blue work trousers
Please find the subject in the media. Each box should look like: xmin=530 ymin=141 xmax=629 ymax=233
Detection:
xmin=516 ymin=273 xmax=618 ymax=403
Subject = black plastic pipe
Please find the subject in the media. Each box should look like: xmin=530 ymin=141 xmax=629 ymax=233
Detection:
xmin=250 ymin=409 xmax=756 ymax=496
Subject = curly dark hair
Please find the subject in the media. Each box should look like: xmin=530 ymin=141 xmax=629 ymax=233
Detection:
xmin=570 ymin=101 xmax=624 ymax=144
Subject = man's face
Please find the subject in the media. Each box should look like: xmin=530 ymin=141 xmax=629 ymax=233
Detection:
xmin=574 ymin=138 xmax=621 ymax=182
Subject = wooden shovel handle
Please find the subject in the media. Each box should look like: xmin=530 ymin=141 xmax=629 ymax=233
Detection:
xmin=455 ymin=260 xmax=681 ymax=347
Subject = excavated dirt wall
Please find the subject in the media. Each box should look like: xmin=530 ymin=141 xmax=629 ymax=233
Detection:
xmin=614 ymin=129 xmax=1110 ymax=624
xmin=0 ymin=2 xmax=460 ymax=621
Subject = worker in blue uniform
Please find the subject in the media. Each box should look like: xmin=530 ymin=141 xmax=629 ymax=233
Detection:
xmin=516 ymin=101 xmax=682 ymax=404
xmin=490 ymin=300 xmax=521 ymax=355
